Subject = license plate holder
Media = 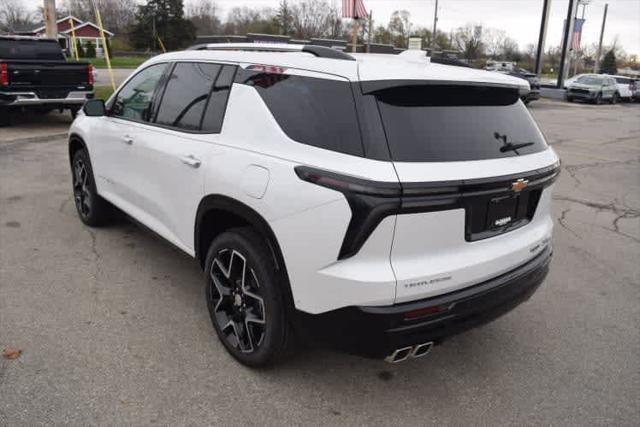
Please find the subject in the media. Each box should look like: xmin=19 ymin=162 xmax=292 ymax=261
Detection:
xmin=486 ymin=195 xmax=518 ymax=229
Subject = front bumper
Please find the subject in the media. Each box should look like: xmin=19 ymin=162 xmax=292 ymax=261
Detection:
xmin=567 ymin=90 xmax=597 ymax=101
xmin=0 ymin=91 xmax=93 ymax=107
xmin=294 ymin=246 xmax=552 ymax=359
xmin=522 ymin=89 xmax=540 ymax=102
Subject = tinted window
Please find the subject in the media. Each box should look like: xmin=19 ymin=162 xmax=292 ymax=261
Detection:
xmin=111 ymin=63 xmax=167 ymax=121
xmin=375 ymin=85 xmax=547 ymax=162
xmin=577 ymin=76 xmax=604 ymax=85
xmin=615 ymin=77 xmax=630 ymax=84
xmin=0 ymin=39 xmax=64 ymax=60
xmin=244 ymin=73 xmax=363 ymax=156
xmin=155 ymin=62 xmax=220 ymax=130
xmin=201 ymin=65 xmax=236 ymax=133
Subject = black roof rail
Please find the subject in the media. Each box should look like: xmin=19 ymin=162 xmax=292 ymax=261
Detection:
xmin=186 ymin=43 xmax=355 ymax=61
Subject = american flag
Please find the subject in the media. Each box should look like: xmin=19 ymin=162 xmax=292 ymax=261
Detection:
xmin=571 ymin=18 xmax=585 ymax=50
xmin=342 ymin=0 xmax=368 ymax=19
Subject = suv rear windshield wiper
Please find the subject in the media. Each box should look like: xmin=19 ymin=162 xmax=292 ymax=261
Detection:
xmin=499 ymin=142 xmax=535 ymax=153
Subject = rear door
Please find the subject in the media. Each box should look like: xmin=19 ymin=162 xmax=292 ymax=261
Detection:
xmin=366 ymin=83 xmax=559 ymax=302
xmin=132 ymin=61 xmax=237 ymax=253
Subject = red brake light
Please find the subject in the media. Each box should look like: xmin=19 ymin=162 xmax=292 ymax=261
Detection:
xmin=404 ymin=305 xmax=448 ymax=320
xmin=1 ymin=63 xmax=8 ymax=86
xmin=87 ymin=63 xmax=94 ymax=85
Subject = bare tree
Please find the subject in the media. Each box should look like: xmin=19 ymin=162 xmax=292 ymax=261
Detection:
xmin=58 ymin=0 xmax=136 ymax=33
xmin=290 ymin=0 xmax=338 ymax=39
xmin=223 ymin=6 xmax=277 ymax=35
xmin=0 ymin=0 xmax=34 ymax=32
xmin=187 ymin=0 xmax=221 ymax=35
xmin=453 ymin=24 xmax=485 ymax=61
xmin=387 ymin=10 xmax=410 ymax=47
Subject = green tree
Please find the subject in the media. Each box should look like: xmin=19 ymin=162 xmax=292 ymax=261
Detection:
xmin=600 ymin=49 xmax=617 ymax=75
xmin=85 ymin=40 xmax=96 ymax=58
xmin=130 ymin=0 xmax=196 ymax=51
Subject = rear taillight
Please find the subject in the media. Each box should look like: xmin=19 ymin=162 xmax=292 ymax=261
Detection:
xmin=87 ymin=64 xmax=94 ymax=85
xmin=1 ymin=63 xmax=8 ymax=86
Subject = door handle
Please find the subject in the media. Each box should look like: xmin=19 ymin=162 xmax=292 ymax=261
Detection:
xmin=180 ymin=154 xmax=201 ymax=168
xmin=122 ymin=135 xmax=133 ymax=145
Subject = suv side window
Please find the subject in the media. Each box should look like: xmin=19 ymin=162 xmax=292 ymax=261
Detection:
xmin=155 ymin=62 xmax=221 ymax=131
xmin=110 ymin=63 xmax=167 ymax=122
xmin=241 ymin=71 xmax=364 ymax=157
xmin=201 ymin=65 xmax=236 ymax=133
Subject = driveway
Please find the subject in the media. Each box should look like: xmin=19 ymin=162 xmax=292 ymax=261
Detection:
xmin=1 ymin=100 xmax=638 ymax=425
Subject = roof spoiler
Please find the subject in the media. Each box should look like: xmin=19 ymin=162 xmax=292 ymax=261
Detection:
xmin=187 ymin=43 xmax=356 ymax=61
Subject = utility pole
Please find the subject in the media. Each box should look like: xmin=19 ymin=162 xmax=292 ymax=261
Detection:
xmin=557 ymin=0 xmax=578 ymax=88
xmin=595 ymin=3 xmax=608 ymax=72
xmin=535 ymin=0 xmax=552 ymax=76
xmin=366 ymin=10 xmax=373 ymax=53
xmin=431 ymin=0 xmax=439 ymax=48
xmin=573 ymin=0 xmax=588 ymax=76
xmin=43 ymin=0 xmax=57 ymax=39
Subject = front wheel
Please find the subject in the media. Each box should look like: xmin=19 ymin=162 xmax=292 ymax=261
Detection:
xmin=594 ymin=93 xmax=603 ymax=105
xmin=71 ymin=149 xmax=113 ymax=226
xmin=205 ymin=228 xmax=293 ymax=367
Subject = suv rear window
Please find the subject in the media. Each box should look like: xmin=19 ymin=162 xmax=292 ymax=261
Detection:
xmin=0 ymin=39 xmax=64 ymax=60
xmin=615 ymin=77 xmax=630 ymax=84
xmin=242 ymin=72 xmax=364 ymax=157
xmin=374 ymin=85 xmax=547 ymax=162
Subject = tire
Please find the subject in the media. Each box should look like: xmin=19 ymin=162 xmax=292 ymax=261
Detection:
xmin=0 ymin=107 xmax=11 ymax=127
xmin=594 ymin=93 xmax=602 ymax=105
xmin=71 ymin=149 xmax=113 ymax=226
xmin=566 ymin=96 xmax=573 ymax=103
xmin=611 ymin=93 xmax=618 ymax=104
xmin=205 ymin=227 xmax=293 ymax=367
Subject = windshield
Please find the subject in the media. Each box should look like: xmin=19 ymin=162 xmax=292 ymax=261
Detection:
xmin=0 ymin=39 xmax=64 ymax=60
xmin=576 ymin=76 xmax=603 ymax=85
xmin=374 ymin=85 xmax=547 ymax=162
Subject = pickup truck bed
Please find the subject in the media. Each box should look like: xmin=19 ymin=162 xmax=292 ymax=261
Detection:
xmin=1 ymin=36 xmax=93 ymax=125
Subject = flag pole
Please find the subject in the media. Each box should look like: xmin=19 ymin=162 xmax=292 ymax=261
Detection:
xmin=351 ymin=18 xmax=358 ymax=53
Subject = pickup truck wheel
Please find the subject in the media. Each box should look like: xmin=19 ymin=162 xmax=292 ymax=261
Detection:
xmin=0 ymin=108 xmax=11 ymax=127
xmin=71 ymin=149 xmax=112 ymax=226
xmin=205 ymin=228 xmax=293 ymax=367
xmin=69 ymin=107 xmax=80 ymax=119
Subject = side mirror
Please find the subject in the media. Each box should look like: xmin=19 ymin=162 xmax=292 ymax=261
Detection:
xmin=83 ymin=99 xmax=105 ymax=117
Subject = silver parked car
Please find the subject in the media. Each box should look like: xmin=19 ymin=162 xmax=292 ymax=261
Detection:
xmin=566 ymin=74 xmax=619 ymax=104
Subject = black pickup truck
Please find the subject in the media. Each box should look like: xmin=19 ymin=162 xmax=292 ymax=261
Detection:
xmin=1 ymin=36 xmax=94 ymax=126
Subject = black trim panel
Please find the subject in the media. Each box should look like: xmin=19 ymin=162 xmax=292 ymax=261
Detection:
xmin=295 ymin=162 xmax=560 ymax=260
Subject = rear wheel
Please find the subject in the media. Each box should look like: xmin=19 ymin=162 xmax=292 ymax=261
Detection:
xmin=610 ymin=92 xmax=618 ymax=104
xmin=69 ymin=107 xmax=80 ymax=119
xmin=0 ymin=107 xmax=11 ymax=127
xmin=71 ymin=149 xmax=113 ymax=226
xmin=566 ymin=96 xmax=573 ymax=103
xmin=594 ymin=93 xmax=603 ymax=105
xmin=205 ymin=228 xmax=293 ymax=367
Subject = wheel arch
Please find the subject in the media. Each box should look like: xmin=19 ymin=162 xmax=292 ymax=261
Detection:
xmin=68 ymin=133 xmax=88 ymax=165
xmin=195 ymin=194 xmax=294 ymax=307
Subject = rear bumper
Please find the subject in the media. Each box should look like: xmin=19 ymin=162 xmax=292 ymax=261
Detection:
xmin=0 ymin=91 xmax=92 ymax=107
xmin=294 ymin=246 xmax=552 ymax=359
xmin=522 ymin=89 xmax=540 ymax=102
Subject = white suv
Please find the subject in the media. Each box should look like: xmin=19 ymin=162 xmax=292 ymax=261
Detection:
xmin=69 ymin=44 xmax=559 ymax=366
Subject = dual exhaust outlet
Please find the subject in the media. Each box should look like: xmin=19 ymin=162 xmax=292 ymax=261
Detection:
xmin=384 ymin=341 xmax=434 ymax=363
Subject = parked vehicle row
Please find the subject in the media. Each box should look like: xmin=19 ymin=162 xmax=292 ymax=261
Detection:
xmin=565 ymin=73 xmax=638 ymax=103
xmin=0 ymin=35 xmax=94 ymax=126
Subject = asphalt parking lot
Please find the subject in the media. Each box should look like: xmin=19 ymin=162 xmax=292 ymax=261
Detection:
xmin=1 ymin=99 xmax=639 ymax=425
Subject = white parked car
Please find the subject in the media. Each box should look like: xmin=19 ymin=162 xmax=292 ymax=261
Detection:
xmin=611 ymin=75 xmax=636 ymax=101
xmin=69 ymin=44 xmax=559 ymax=366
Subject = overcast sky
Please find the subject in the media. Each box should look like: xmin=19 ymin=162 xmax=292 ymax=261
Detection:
xmin=22 ymin=0 xmax=640 ymax=55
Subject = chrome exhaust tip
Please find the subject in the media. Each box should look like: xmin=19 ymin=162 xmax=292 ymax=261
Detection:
xmin=384 ymin=346 xmax=413 ymax=363
xmin=411 ymin=342 xmax=433 ymax=358
xmin=384 ymin=342 xmax=434 ymax=363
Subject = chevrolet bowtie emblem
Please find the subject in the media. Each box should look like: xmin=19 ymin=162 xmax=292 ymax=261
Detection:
xmin=511 ymin=178 xmax=529 ymax=192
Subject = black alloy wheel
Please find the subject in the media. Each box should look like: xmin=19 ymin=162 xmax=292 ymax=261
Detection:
xmin=205 ymin=228 xmax=292 ymax=367
xmin=209 ymin=248 xmax=266 ymax=354
xmin=71 ymin=149 xmax=112 ymax=226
